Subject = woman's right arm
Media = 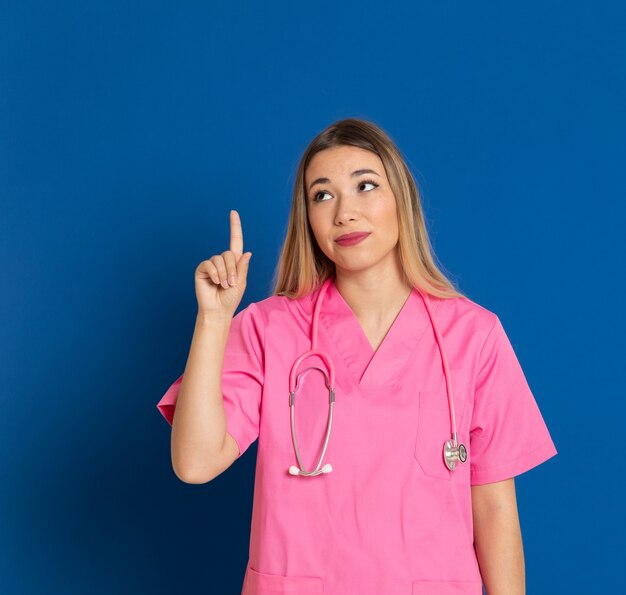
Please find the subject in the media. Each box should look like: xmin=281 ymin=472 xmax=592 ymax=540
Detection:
xmin=170 ymin=209 xmax=252 ymax=483
xmin=170 ymin=313 xmax=235 ymax=483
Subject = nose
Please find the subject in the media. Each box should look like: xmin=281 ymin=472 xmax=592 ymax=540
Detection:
xmin=333 ymin=193 xmax=359 ymax=226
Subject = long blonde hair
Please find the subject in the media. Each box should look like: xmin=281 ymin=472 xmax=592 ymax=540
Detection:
xmin=271 ymin=117 xmax=466 ymax=300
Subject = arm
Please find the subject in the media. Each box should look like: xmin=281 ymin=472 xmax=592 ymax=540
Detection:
xmin=170 ymin=314 xmax=233 ymax=483
xmin=472 ymin=478 xmax=525 ymax=595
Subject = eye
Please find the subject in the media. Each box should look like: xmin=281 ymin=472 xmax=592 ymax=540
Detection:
xmin=311 ymin=179 xmax=379 ymax=203
xmin=359 ymin=179 xmax=379 ymax=192
xmin=312 ymin=190 xmax=332 ymax=203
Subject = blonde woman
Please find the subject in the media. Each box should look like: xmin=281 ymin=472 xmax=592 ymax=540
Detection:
xmin=157 ymin=117 xmax=557 ymax=595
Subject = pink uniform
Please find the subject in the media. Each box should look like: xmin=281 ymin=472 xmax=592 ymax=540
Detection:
xmin=157 ymin=277 xmax=558 ymax=594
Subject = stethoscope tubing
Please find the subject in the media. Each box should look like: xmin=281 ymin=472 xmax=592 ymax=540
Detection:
xmin=419 ymin=285 xmax=460 ymax=446
xmin=288 ymin=276 xmax=466 ymax=477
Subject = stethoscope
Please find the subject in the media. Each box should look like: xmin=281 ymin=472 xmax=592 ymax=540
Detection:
xmin=287 ymin=276 xmax=467 ymax=477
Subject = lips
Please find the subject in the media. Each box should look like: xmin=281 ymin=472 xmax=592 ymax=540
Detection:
xmin=335 ymin=232 xmax=370 ymax=242
xmin=335 ymin=232 xmax=371 ymax=246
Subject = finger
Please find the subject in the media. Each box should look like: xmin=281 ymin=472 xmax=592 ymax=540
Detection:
xmin=197 ymin=260 xmax=220 ymax=285
xmin=222 ymin=250 xmax=238 ymax=286
xmin=205 ymin=260 xmax=220 ymax=285
xmin=210 ymin=255 xmax=230 ymax=289
xmin=229 ymin=210 xmax=244 ymax=258
xmin=236 ymin=252 xmax=252 ymax=282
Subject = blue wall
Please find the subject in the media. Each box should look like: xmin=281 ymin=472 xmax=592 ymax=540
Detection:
xmin=1 ymin=1 xmax=623 ymax=593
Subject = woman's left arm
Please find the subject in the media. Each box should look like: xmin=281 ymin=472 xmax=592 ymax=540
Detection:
xmin=471 ymin=478 xmax=525 ymax=595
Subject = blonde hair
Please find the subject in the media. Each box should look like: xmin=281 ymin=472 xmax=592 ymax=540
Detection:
xmin=271 ymin=117 xmax=466 ymax=300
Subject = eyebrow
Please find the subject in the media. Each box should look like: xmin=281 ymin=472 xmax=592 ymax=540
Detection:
xmin=308 ymin=168 xmax=381 ymax=191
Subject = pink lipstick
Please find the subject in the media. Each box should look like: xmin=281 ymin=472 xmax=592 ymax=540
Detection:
xmin=335 ymin=232 xmax=371 ymax=246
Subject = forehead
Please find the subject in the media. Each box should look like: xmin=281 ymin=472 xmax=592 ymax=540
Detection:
xmin=305 ymin=146 xmax=384 ymax=182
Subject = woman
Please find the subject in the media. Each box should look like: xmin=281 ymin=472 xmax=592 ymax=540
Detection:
xmin=157 ymin=118 xmax=558 ymax=594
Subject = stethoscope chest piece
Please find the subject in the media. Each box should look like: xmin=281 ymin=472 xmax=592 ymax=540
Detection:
xmin=443 ymin=438 xmax=467 ymax=471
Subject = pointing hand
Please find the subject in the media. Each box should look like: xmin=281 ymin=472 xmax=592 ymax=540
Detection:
xmin=194 ymin=210 xmax=252 ymax=320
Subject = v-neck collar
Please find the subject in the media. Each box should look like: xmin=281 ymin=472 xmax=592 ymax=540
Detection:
xmin=312 ymin=276 xmax=442 ymax=388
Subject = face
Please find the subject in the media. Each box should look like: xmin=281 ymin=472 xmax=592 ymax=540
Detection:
xmin=305 ymin=145 xmax=400 ymax=275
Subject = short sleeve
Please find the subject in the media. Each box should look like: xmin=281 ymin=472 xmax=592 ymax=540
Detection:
xmin=469 ymin=315 xmax=558 ymax=485
xmin=156 ymin=303 xmax=265 ymax=460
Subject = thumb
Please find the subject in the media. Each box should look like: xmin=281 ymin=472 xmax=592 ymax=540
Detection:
xmin=236 ymin=252 xmax=252 ymax=282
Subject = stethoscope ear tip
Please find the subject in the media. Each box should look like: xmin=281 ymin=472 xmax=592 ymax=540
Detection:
xmin=288 ymin=463 xmax=333 ymax=476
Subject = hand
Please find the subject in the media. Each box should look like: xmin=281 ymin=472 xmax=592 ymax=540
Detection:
xmin=194 ymin=210 xmax=252 ymax=320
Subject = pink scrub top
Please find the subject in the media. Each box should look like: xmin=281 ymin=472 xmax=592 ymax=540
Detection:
xmin=157 ymin=277 xmax=558 ymax=595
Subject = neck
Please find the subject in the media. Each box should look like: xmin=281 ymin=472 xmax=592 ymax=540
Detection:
xmin=334 ymin=265 xmax=412 ymax=324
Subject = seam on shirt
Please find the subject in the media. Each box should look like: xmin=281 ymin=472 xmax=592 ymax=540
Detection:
xmin=475 ymin=313 xmax=499 ymax=380
xmin=470 ymin=439 xmax=556 ymax=473
xmin=471 ymin=313 xmax=499 ymax=410
xmin=248 ymin=301 xmax=267 ymax=375
xmin=470 ymin=441 xmax=557 ymax=485
xmin=249 ymin=301 xmax=266 ymax=430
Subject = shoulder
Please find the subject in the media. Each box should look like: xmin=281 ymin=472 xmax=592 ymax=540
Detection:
xmin=235 ymin=292 xmax=308 ymax=329
xmin=429 ymin=292 xmax=499 ymax=342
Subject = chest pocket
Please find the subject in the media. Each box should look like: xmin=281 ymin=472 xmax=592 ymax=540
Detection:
xmin=414 ymin=390 xmax=467 ymax=480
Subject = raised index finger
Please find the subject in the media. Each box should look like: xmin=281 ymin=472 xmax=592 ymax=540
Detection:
xmin=229 ymin=209 xmax=244 ymax=257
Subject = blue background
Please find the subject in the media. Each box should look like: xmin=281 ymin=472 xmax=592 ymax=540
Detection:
xmin=2 ymin=1 xmax=623 ymax=593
